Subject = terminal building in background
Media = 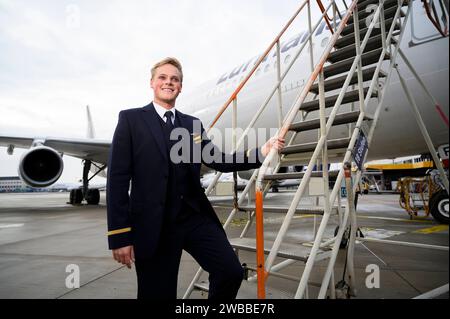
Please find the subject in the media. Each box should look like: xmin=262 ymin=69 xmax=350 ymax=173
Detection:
xmin=0 ymin=176 xmax=31 ymax=193
xmin=0 ymin=176 xmax=74 ymax=193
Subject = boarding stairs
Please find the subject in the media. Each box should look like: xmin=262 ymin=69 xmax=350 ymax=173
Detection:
xmin=184 ymin=0 xmax=449 ymax=299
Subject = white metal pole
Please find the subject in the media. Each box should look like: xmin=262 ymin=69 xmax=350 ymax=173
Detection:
xmin=395 ymin=67 xmax=449 ymax=194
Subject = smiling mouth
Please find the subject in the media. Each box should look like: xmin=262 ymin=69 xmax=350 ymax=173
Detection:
xmin=162 ymin=88 xmax=174 ymax=93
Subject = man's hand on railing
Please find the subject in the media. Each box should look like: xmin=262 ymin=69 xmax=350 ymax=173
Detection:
xmin=261 ymin=137 xmax=286 ymax=157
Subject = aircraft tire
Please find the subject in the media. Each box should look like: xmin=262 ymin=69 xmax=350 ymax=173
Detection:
xmin=69 ymin=189 xmax=83 ymax=205
xmin=86 ymin=189 xmax=100 ymax=205
xmin=430 ymin=190 xmax=449 ymax=224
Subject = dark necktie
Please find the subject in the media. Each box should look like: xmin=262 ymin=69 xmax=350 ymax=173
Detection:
xmin=164 ymin=111 xmax=174 ymax=132
xmin=164 ymin=111 xmax=175 ymax=152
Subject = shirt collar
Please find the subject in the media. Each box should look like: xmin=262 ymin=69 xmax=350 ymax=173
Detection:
xmin=153 ymin=102 xmax=176 ymax=123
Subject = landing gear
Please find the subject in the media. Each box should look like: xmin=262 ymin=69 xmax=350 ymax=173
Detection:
xmin=69 ymin=160 xmax=106 ymax=206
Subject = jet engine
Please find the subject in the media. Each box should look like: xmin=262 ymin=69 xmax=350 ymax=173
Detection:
xmin=18 ymin=146 xmax=64 ymax=187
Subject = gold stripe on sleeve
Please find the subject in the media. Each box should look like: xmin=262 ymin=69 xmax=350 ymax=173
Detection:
xmin=107 ymin=227 xmax=132 ymax=236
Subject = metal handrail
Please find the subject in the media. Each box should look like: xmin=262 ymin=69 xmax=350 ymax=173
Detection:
xmin=422 ymin=0 xmax=449 ymax=37
xmin=206 ymin=0 xmax=345 ymax=133
xmin=316 ymin=0 xmax=339 ymax=34
xmin=204 ymin=0 xmax=344 ymax=197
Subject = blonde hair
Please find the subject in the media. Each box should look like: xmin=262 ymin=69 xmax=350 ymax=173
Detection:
xmin=151 ymin=57 xmax=183 ymax=82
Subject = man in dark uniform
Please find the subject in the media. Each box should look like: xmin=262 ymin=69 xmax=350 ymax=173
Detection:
xmin=107 ymin=57 xmax=284 ymax=299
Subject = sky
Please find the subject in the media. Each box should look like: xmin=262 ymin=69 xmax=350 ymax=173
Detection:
xmin=0 ymin=0 xmax=327 ymax=183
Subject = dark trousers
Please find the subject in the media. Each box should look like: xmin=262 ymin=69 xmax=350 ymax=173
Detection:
xmin=134 ymin=207 xmax=244 ymax=300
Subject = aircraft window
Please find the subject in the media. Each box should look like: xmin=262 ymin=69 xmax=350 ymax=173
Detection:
xmin=255 ymin=68 xmax=261 ymax=77
xmin=321 ymin=37 xmax=329 ymax=48
xmin=284 ymin=55 xmax=291 ymax=65
xmin=264 ymin=64 xmax=270 ymax=73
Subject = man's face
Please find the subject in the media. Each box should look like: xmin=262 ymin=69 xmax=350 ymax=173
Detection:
xmin=151 ymin=64 xmax=182 ymax=107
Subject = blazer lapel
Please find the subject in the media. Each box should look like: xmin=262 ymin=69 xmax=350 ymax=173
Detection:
xmin=142 ymin=103 xmax=168 ymax=161
xmin=175 ymin=110 xmax=191 ymax=132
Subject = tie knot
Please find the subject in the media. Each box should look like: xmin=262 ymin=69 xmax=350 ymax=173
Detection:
xmin=164 ymin=111 xmax=174 ymax=122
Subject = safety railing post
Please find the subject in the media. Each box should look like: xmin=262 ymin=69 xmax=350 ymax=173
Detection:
xmin=276 ymin=41 xmax=284 ymax=129
xmin=319 ymin=68 xmax=331 ymax=246
xmin=333 ymin=0 xmax=337 ymax=33
xmin=380 ymin=0 xmax=387 ymax=51
xmin=232 ymin=98 xmax=237 ymax=152
xmin=308 ymin=1 xmax=315 ymax=72
xmin=353 ymin=1 xmax=367 ymax=114
xmin=344 ymin=162 xmax=358 ymax=297
xmin=255 ymin=189 xmax=266 ymax=299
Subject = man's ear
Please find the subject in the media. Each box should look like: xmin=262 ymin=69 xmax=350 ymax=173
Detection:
xmin=150 ymin=78 xmax=154 ymax=90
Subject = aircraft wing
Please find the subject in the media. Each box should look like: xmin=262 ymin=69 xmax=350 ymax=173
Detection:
xmin=0 ymin=135 xmax=111 ymax=164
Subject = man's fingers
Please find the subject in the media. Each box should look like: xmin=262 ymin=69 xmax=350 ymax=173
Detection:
xmin=112 ymin=248 xmax=134 ymax=269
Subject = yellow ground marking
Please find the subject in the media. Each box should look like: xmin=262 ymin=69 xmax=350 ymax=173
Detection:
xmin=414 ymin=225 xmax=449 ymax=234
xmin=358 ymin=215 xmax=433 ymax=223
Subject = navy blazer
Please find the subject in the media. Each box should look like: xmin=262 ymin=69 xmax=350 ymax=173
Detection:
xmin=107 ymin=103 xmax=264 ymax=259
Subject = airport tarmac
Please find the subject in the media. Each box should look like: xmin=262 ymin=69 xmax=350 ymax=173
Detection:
xmin=0 ymin=191 xmax=448 ymax=299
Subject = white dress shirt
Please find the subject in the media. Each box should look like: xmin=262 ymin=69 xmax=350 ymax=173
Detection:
xmin=153 ymin=102 xmax=176 ymax=125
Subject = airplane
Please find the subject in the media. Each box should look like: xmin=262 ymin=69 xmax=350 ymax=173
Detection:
xmin=0 ymin=0 xmax=448 ymax=220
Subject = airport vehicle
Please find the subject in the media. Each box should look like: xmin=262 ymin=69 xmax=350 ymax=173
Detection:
xmin=364 ymin=152 xmax=449 ymax=222
xmin=396 ymin=168 xmax=449 ymax=223
xmin=0 ymin=0 xmax=448 ymax=299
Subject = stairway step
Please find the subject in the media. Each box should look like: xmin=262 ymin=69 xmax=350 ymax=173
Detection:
xmin=342 ymin=7 xmax=405 ymax=36
xmin=337 ymin=18 xmax=400 ymax=47
xmin=264 ymin=170 xmax=341 ymax=180
xmin=194 ymin=280 xmax=294 ymax=299
xmin=348 ymin=2 xmax=403 ymax=25
xmin=290 ymin=111 xmax=373 ymax=133
xmin=310 ymin=67 xmax=386 ymax=94
xmin=230 ymin=237 xmax=331 ymax=263
xmin=328 ymin=34 xmax=396 ymax=63
xmin=323 ymin=48 xmax=390 ymax=78
xmin=214 ymin=204 xmax=340 ymax=215
xmin=357 ymin=0 xmax=403 ymax=12
xmin=301 ymin=87 xmax=377 ymax=113
xmin=282 ymin=138 xmax=351 ymax=155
